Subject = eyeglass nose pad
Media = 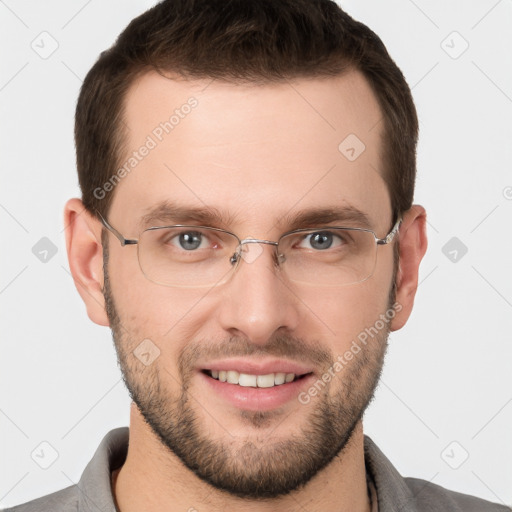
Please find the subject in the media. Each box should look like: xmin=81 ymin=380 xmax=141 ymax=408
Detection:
xmin=230 ymin=250 xmax=241 ymax=266
xmin=277 ymin=252 xmax=286 ymax=264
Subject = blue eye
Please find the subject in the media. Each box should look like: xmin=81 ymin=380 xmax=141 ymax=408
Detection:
xmin=162 ymin=230 xmax=208 ymax=251
xmin=295 ymin=231 xmax=347 ymax=251
xmin=309 ymin=232 xmax=333 ymax=250
xmin=177 ymin=231 xmax=204 ymax=250
xmin=158 ymin=227 xmax=227 ymax=255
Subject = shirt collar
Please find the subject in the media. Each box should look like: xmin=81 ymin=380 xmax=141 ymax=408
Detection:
xmin=364 ymin=434 xmax=419 ymax=512
xmin=78 ymin=427 xmax=128 ymax=512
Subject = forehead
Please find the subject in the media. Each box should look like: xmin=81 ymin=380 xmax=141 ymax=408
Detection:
xmin=112 ymin=69 xmax=390 ymax=233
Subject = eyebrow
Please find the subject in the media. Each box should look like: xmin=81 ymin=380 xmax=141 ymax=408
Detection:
xmin=279 ymin=206 xmax=373 ymax=231
xmin=138 ymin=200 xmax=374 ymax=232
xmin=139 ymin=201 xmax=237 ymax=230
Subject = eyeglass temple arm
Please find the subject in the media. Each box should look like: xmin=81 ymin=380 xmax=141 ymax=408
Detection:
xmin=96 ymin=211 xmax=138 ymax=247
xmin=375 ymin=216 xmax=402 ymax=245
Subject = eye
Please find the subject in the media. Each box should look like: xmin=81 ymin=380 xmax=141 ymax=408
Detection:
xmin=298 ymin=231 xmax=345 ymax=251
xmin=168 ymin=230 xmax=211 ymax=251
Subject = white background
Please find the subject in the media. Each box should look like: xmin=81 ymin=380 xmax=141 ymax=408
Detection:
xmin=1 ymin=0 xmax=511 ymax=508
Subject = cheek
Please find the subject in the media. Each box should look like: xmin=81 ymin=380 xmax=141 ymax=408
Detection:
xmin=107 ymin=248 xmax=211 ymax=344
xmin=296 ymin=255 xmax=394 ymax=352
xmin=303 ymin=286 xmax=387 ymax=335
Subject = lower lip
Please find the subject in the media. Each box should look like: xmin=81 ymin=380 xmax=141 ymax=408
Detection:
xmin=199 ymin=370 xmax=315 ymax=412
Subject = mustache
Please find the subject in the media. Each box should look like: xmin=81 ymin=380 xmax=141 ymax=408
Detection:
xmin=178 ymin=334 xmax=333 ymax=376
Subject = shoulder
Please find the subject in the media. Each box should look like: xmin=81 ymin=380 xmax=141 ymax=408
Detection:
xmin=405 ymin=477 xmax=511 ymax=512
xmin=363 ymin=434 xmax=510 ymax=512
xmin=2 ymin=427 xmax=128 ymax=512
xmin=1 ymin=485 xmax=78 ymax=512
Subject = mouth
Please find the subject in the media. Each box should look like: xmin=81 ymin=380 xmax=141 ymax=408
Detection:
xmin=201 ymin=369 xmax=313 ymax=388
xmin=196 ymin=358 xmax=317 ymax=411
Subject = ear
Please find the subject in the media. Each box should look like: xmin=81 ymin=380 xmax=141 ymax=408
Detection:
xmin=390 ymin=204 xmax=428 ymax=331
xmin=63 ymin=198 xmax=109 ymax=326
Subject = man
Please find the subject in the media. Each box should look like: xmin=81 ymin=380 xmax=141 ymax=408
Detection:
xmin=5 ymin=0 xmax=509 ymax=511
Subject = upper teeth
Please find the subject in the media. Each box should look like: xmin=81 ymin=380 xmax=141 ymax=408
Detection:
xmin=209 ymin=370 xmax=297 ymax=387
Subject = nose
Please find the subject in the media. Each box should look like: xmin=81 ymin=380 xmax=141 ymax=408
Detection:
xmin=216 ymin=242 xmax=301 ymax=346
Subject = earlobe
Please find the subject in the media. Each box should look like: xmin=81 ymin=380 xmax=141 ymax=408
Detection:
xmin=63 ymin=198 xmax=110 ymax=327
xmin=390 ymin=204 xmax=428 ymax=331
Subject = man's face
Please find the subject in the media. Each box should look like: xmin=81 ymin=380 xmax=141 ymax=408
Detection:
xmin=103 ymin=70 xmax=395 ymax=498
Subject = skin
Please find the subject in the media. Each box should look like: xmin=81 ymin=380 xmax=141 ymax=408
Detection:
xmin=64 ymin=69 xmax=427 ymax=512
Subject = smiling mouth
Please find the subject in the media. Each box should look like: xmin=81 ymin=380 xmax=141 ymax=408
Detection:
xmin=201 ymin=369 xmax=312 ymax=388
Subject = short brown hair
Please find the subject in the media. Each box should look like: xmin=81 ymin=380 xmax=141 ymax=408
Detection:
xmin=75 ymin=0 xmax=418 ymax=225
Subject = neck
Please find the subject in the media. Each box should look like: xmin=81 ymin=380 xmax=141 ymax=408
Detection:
xmin=112 ymin=403 xmax=371 ymax=512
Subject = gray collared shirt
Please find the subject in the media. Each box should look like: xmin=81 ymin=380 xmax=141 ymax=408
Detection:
xmin=3 ymin=427 xmax=510 ymax=512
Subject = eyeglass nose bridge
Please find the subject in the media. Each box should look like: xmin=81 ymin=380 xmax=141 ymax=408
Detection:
xmin=229 ymin=237 xmax=279 ymax=265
